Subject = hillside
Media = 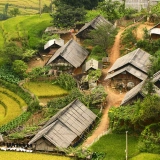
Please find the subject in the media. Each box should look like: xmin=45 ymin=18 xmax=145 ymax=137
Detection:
xmin=0 ymin=0 xmax=51 ymax=15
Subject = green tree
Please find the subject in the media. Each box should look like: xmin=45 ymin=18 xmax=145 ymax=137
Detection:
xmin=12 ymin=60 xmax=28 ymax=78
xmin=98 ymin=0 xmax=123 ymax=21
xmin=9 ymin=8 xmax=20 ymax=17
xmin=2 ymin=43 xmax=23 ymax=64
xmin=84 ymin=23 xmax=117 ymax=50
xmin=53 ymin=3 xmax=86 ymax=28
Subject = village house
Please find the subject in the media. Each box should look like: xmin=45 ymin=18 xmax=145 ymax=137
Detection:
xmin=149 ymin=23 xmax=160 ymax=40
xmin=45 ymin=39 xmax=89 ymax=74
xmin=121 ymin=71 xmax=160 ymax=106
xmin=28 ymin=99 xmax=97 ymax=151
xmin=75 ymin=15 xmax=113 ymax=40
xmin=105 ymin=48 xmax=151 ymax=91
xmin=112 ymin=0 xmax=159 ymax=11
xmin=153 ymin=70 xmax=160 ymax=88
xmin=44 ymin=38 xmax=64 ymax=50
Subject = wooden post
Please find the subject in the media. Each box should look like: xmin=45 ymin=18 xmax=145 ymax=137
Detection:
xmin=39 ymin=0 xmax=42 ymax=17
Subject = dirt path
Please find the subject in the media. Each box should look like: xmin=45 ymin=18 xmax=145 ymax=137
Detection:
xmin=82 ymin=28 xmax=125 ymax=148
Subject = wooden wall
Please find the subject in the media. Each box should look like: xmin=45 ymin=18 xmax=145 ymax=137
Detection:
xmin=110 ymin=72 xmax=142 ymax=90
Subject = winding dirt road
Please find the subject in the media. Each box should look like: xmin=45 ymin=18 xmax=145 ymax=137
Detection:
xmin=82 ymin=28 xmax=126 ymax=147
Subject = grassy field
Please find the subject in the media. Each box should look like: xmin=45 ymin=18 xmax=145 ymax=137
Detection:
xmin=90 ymin=133 xmax=139 ymax=160
xmin=0 ymin=87 xmax=26 ymax=126
xmin=23 ymin=82 xmax=69 ymax=98
xmin=0 ymin=0 xmax=51 ymax=15
xmin=0 ymin=13 xmax=52 ymax=49
xmin=130 ymin=153 xmax=160 ymax=160
xmin=0 ymin=151 xmax=72 ymax=160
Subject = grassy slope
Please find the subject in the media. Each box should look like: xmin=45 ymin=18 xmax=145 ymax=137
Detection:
xmin=0 ymin=151 xmax=71 ymax=160
xmin=90 ymin=133 xmax=139 ymax=160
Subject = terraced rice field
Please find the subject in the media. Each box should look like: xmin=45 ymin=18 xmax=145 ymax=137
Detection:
xmin=0 ymin=87 xmax=26 ymax=126
xmin=23 ymin=82 xmax=69 ymax=98
xmin=0 ymin=0 xmax=51 ymax=15
xmin=0 ymin=151 xmax=72 ymax=160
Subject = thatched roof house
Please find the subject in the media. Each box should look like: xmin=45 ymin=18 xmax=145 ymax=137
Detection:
xmin=121 ymin=81 xmax=145 ymax=106
xmin=28 ymin=99 xmax=96 ymax=151
xmin=44 ymin=38 xmax=64 ymax=50
xmin=105 ymin=48 xmax=151 ymax=90
xmin=45 ymin=39 xmax=89 ymax=72
xmin=149 ymin=23 xmax=160 ymax=40
xmin=76 ymin=15 xmax=112 ymax=39
xmin=121 ymin=72 xmax=160 ymax=106
xmin=82 ymin=59 xmax=102 ymax=73
xmin=153 ymin=70 xmax=160 ymax=88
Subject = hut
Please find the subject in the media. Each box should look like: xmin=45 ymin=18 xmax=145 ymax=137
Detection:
xmin=121 ymin=81 xmax=145 ymax=106
xmin=105 ymin=48 xmax=151 ymax=90
xmin=153 ymin=70 xmax=160 ymax=88
xmin=149 ymin=23 xmax=160 ymax=40
xmin=44 ymin=38 xmax=64 ymax=50
xmin=75 ymin=15 xmax=113 ymax=39
xmin=82 ymin=59 xmax=102 ymax=73
xmin=28 ymin=99 xmax=97 ymax=151
xmin=45 ymin=39 xmax=89 ymax=74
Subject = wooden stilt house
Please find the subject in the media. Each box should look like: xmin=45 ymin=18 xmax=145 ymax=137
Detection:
xmin=105 ymin=48 xmax=151 ymax=91
xmin=149 ymin=23 xmax=160 ymax=40
xmin=75 ymin=15 xmax=113 ymax=40
xmin=45 ymin=39 xmax=89 ymax=74
xmin=28 ymin=99 xmax=97 ymax=151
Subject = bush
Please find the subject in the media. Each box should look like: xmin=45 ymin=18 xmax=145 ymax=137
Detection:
xmin=55 ymin=73 xmax=77 ymax=90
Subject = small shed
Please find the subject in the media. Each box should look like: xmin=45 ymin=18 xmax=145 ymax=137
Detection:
xmin=82 ymin=59 xmax=102 ymax=73
xmin=45 ymin=39 xmax=89 ymax=73
xmin=105 ymin=48 xmax=151 ymax=90
xmin=75 ymin=15 xmax=113 ymax=39
xmin=149 ymin=23 xmax=160 ymax=40
xmin=28 ymin=99 xmax=97 ymax=151
xmin=44 ymin=38 xmax=64 ymax=50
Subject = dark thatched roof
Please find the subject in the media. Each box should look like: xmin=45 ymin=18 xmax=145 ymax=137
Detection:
xmin=28 ymin=99 xmax=97 ymax=148
xmin=45 ymin=39 xmax=89 ymax=68
xmin=105 ymin=48 xmax=151 ymax=80
xmin=76 ymin=15 xmax=113 ymax=38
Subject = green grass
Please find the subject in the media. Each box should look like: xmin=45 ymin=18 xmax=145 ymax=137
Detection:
xmin=0 ymin=13 xmax=52 ymax=46
xmin=0 ymin=151 xmax=72 ymax=160
xmin=130 ymin=153 xmax=160 ymax=160
xmin=23 ymin=82 xmax=69 ymax=98
xmin=90 ymin=133 xmax=139 ymax=160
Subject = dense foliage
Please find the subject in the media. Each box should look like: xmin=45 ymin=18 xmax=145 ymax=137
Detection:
xmin=109 ymin=95 xmax=160 ymax=133
xmin=138 ymin=122 xmax=160 ymax=154
xmin=54 ymin=73 xmax=77 ymax=90
xmin=84 ymin=23 xmax=117 ymax=50
xmin=52 ymin=3 xmax=86 ymax=28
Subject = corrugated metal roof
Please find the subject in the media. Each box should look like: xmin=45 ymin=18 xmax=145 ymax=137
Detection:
xmin=44 ymin=38 xmax=64 ymax=50
xmin=82 ymin=59 xmax=102 ymax=72
xmin=45 ymin=39 xmax=89 ymax=68
xmin=76 ymin=15 xmax=112 ymax=37
xmin=107 ymin=48 xmax=151 ymax=74
xmin=121 ymin=81 xmax=145 ymax=106
xmin=153 ymin=70 xmax=160 ymax=83
xmin=105 ymin=65 xmax=148 ymax=80
xmin=28 ymin=99 xmax=97 ymax=148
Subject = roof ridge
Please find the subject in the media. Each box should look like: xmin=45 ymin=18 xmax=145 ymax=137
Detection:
xmin=128 ymin=48 xmax=140 ymax=63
